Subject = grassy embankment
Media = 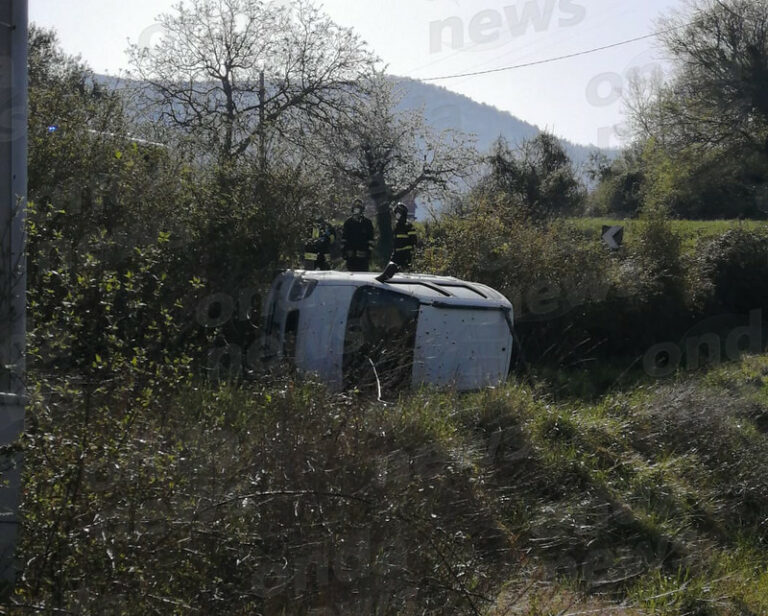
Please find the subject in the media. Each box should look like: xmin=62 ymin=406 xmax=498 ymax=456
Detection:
xmin=12 ymin=216 xmax=768 ymax=614
xmin=13 ymin=352 xmax=768 ymax=615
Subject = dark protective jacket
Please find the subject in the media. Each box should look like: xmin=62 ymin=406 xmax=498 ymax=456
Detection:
xmin=391 ymin=219 xmax=417 ymax=268
xmin=303 ymin=221 xmax=336 ymax=270
xmin=341 ymin=214 xmax=375 ymax=260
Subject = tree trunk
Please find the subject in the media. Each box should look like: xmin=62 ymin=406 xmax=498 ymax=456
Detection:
xmin=368 ymin=171 xmax=392 ymax=264
xmin=375 ymin=204 xmax=392 ymax=265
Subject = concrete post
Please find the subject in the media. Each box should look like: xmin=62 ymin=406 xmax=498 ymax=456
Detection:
xmin=0 ymin=0 xmax=27 ymax=588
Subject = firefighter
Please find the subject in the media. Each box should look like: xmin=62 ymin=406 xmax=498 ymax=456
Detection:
xmin=341 ymin=199 xmax=375 ymax=272
xmin=390 ymin=202 xmax=417 ymax=270
xmin=303 ymin=217 xmax=335 ymax=270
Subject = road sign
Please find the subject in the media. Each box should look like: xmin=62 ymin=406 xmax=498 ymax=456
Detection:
xmin=601 ymin=225 xmax=624 ymax=250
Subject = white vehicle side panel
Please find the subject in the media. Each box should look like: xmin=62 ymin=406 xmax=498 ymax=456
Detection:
xmin=412 ymin=307 xmax=512 ymax=390
xmin=262 ymin=271 xmax=515 ymax=392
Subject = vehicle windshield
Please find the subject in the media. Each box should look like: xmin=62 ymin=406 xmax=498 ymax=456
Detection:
xmin=343 ymin=285 xmax=420 ymax=394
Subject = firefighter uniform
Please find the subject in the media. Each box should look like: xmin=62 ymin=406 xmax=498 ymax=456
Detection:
xmin=342 ymin=201 xmax=375 ymax=272
xmin=391 ymin=203 xmax=417 ymax=269
xmin=303 ymin=219 xmax=335 ymax=270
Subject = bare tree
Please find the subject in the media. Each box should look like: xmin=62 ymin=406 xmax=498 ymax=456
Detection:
xmin=307 ymin=75 xmax=479 ymax=261
xmin=623 ymin=65 xmax=669 ymax=144
xmin=127 ymin=0 xmax=378 ymax=169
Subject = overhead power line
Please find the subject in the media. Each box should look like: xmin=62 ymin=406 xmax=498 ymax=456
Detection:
xmin=419 ymin=28 xmax=677 ymax=82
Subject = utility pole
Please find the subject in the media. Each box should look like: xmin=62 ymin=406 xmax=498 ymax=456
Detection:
xmin=0 ymin=0 xmax=27 ymax=588
xmin=258 ymin=69 xmax=266 ymax=173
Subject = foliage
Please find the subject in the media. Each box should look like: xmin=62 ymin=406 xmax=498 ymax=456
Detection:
xmin=420 ymin=195 xmax=620 ymax=366
xmin=421 ymin=206 xmax=764 ymax=371
xmin=625 ymin=208 xmax=686 ymax=303
xmin=182 ymin=162 xmax=315 ymax=287
xmin=586 ymin=146 xmax=645 ymax=217
xmin=28 ymin=26 xmax=163 ymax=241
xmin=605 ymin=0 xmax=768 ymax=220
xmin=641 ymin=139 xmax=768 ymax=219
xmin=693 ymin=227 xmax=768 ymax=314
xmin=478 ymin=133 xmax=584 ymax=220
xmin=567 ymin=216 xmax=768 ymax=252
xmin=308 ymin=74 xmax=479 ymax=261
xmin=420 ymin=195 xmax=606 ymax=320
xmin=14 ymin=378 xmax=517 ymax=614
xmin=26 ymin=201 xmax=202 ymax=380
xmin=15 ymin=353 xmax=768 ymax=615
xmin=641 ymin=0 xmax=768 ymax=156
xmin=588 ymin=138 xmax=768 ymax=220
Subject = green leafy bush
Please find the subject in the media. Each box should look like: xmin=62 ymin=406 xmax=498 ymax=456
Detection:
xmin=693 ymin=228 xmax=768 ymax=315
xmin=15 ymin=379 xmax=516 ymax=615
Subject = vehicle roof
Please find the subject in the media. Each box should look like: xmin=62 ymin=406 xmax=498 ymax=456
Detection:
xmin=284 ymin=269 xmax=512 ymax=308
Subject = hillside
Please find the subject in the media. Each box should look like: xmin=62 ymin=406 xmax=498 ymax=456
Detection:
xmin=393 ymin=76 xmax=607 ymax=167
xmin=99 ymin=73 xmax=609 ymax=169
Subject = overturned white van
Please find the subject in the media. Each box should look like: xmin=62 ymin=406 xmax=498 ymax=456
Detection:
xmin=262 ymin=270 xmax=514 ymax=392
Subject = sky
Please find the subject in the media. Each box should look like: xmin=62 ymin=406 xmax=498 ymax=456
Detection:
xmin=29 ymin=0 xmax=683 ymax=147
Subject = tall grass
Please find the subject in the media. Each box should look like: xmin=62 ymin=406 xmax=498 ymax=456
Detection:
xmin=13 ymin=352 xmax=768 ymax=614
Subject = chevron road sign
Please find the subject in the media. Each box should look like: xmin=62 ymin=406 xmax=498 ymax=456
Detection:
xmin=601 ymin=225 xmax=624 ymax=250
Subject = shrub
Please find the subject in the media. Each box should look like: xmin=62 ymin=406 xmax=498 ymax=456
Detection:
xmin=15 ymin=378 xmax=516 ymax=615
xmin=693 ymin=228 xmax=768 ymax=315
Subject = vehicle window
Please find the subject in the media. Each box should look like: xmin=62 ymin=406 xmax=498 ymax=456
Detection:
xmin=343 ymin=286 xmax=420 ymax=394
xmin=284 ymin=309 xmax=299 ymax=360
